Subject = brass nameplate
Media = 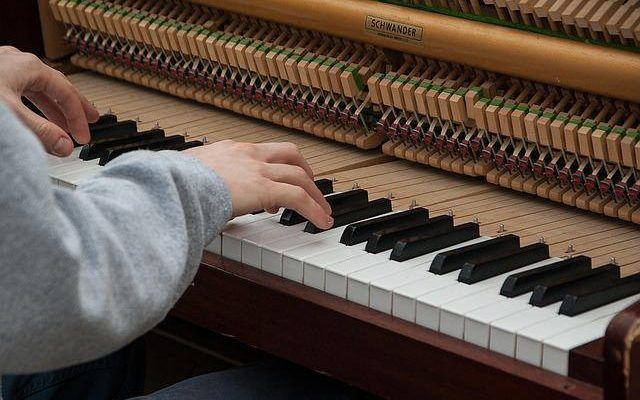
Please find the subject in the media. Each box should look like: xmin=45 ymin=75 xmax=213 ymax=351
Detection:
xmin=364 ymin=16 xmax=423 ymax=46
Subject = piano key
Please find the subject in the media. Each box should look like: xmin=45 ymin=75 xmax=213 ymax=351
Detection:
xmin=302 ymin=244 xmax=369 ymax=290
xmin=98 ymin=135 xmax=186 ymax=165
xmin=364 ymin=238 xmax=487 ymax=314
xmin=314 ymin=178 xmax=335 ymax=195
xmin=241 ymin=220 xmax=307 ymax=268
xmin=339 ymin=208 xmax=429 ymax=246
xmin=516 ymin=293 xmax=640 ymax=367
xmin=324 ymin=250 xmax=394 ymax=298
xmin=89 ymin=113 xmax=118 ymax=131
xmin=464 ymin=293 xmax=534 ymax=348
xmin=559 ymin=273 xmax=640 ymax=316
xmin=261 ymin=226 xmax=346 ymax=275
xmin=542 ymin=314 xmax=619 ymax=375
xmin=170 ymin=140 xmax=205 ymax=151
xmin=365 ymin=215 xmax=454 ymax=253
xmin=304 ymin=198 xmax=393 ymax=234
xmin=89 ymin=120 xmax=139 ymax=142
xmin=417 ymin=258 xmax=556 ymax=333
xmin=221 ymin=212 xmax=285 ymax=261
xmin=383 ymin=237 xmax=494 ymax=320
xmin=80 ymin=128 xmax=165 ymax=160
xmin=529 ymin=264 xmax=620 ymax=307
xmin=500 ymin=255 xmax=592 ymax=297
xmin=429 ymin=234 xmax=521 ymax=275
xmin=490 ymin=302 xmax=563 ymax=357
xmin=280 ymin=189 xmax=368 ymax=226
xmin=390 ymin=222 xmax=480 ymax=262
xmin=438 ymin=258 xmax=562 ymax=339
xmin=458 ymin=242 xmax=550 ymax=284
xmin=282 ymin=211 xmax=401 ymax=282
xmin=369 ymin=237 xmax=493 ymax=314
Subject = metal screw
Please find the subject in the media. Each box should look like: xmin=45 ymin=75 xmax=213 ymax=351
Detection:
xmin=409 ymin=199 xmax=418 ymax=209
xmin=352 ymin=182 xmax=360 ymax=189
xmin=566 ymin=244 xmax=574 ymax=254
xmin=472 ymin=217 xmax=479 ymax=225
xmin=497 ymin=224 xmax=506 ymax=234
xmin=202 ymin=136 xmax=209 ymax=144
xmin=539 ymin=236 xmax=546 ymax=244
xmin=610 ymin=257 xmax=618 ymax=265
xmin=447 ymin=209 xmax=454 ymax=217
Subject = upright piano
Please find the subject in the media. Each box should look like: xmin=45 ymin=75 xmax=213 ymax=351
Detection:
xmin=38 ymin=0 xmax=640 ymax=398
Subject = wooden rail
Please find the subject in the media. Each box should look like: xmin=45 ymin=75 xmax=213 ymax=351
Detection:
xmin=188 ymin=0 xmax=640 ymax=104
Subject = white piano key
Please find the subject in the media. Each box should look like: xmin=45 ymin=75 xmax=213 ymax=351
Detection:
xmin=261 ymin=228 xmax=343 ymax=276
xmin=515 ymin=294 xmax=640 ymax=367
xmin=241 ymin=222 xmax=304 ymax=268
xmin=324 ymin=251 xmax=392 ymax=298
xmin=542 ymin=316 xmax=611 ymax=376
xmin=57 ymin=161 xmax=103 ymax=186
xmin=221 ymin=213 xmax=283 ymax=261
xmin=347 ymin=253 xmax=441 ymax=307
xmin=281 ymin=211 xmax=399 ymax=282
xmin=464 ymin=294 xmax=531 ymax=348
xmin=282 ymin=234 xmax=351 ymax=283
xmin=371 ymin=237 xmax=490 ymax=314
xmin=489 ymin=303 xmax=562 ymax=357
xmin=438 ymin=258 xmax=560 ymax=339
xmin=302 ymin=244 xmax=367 ymax=290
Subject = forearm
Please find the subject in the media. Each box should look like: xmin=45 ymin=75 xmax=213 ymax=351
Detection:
xmin=0 ymin=104 xmax=231 ymax=373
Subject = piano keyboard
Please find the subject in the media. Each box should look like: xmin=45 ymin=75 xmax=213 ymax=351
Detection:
xmin=48 ymin=71 xmax=640 ymax=382
xmin=209 ymin=171 xmax=640 ymax=377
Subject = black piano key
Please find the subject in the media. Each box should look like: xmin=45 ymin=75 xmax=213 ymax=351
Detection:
xmin=314 ymin=178 xmax=334 ymax=195
xmin=500 ymin=255 xmax=592 ymax=298
xmin=173 ymin=140 xmax=204 ymax=151
xmin=390 ymin=222 xmax=480 ymax=262
xmin=340 ymin=208 xmax=429 ymax=246
xmin=80 ymin=128 xmax=165 ymax=160
xmin=529 ymin=264 xmax=620 ymax=307
xmin=366 ymin=215 xmax=454 ymax=254
xmin=98 ymin=135 xmax=186 ymax=166
xmin=457 ymin=242 xmax=550 ymax=284
xmin=559 ymin=274 xmax=640 ymax=316
xmin=89 ymin=114 xmax=118 ymax=131
xmin=304 ymin=198 xmax=392 ymax=234
xmin=429 ymin=234 xmax=521 ymax=275
xmin=280 ymin=189 xmax=369 ymax=226
xmin=90 ymin=120 xmax=139 ymax=143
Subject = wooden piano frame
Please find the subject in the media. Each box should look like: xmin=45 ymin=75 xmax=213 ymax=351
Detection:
xmin=171 ymin=252 xmax=640 ymax=400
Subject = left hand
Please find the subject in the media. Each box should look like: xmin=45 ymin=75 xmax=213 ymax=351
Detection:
xmin=0 ymin=46 xmax=99 ymax=156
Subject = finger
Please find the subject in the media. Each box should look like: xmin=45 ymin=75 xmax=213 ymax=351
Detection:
xmin=32 ymin=67 xmax=92 ymax=144
xmin=25 ymin=91 xmax=70 ymax=133
xmin=264 ymin=163 xmax=332 ymax=215
xmin=268 ymin=182 xmax=333 ymax=230
xmin=78 ymin=91 xmax=99 ymax=123
xmin=15 ymin=103 xmax=74 ymax=156
xmin=253 ymin=142 xmax=314 ymax=178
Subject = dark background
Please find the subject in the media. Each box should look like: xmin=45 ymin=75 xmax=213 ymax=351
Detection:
xmin=0 ymin=0 xmax=45 ymax=56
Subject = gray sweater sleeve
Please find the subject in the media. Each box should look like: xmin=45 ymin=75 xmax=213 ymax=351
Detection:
xmin=0 ymin=103 xmax=232 ymax=374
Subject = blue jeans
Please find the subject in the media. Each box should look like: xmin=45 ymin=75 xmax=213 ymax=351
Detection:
xmin=3 ymin=343 xmax=361 ymax=400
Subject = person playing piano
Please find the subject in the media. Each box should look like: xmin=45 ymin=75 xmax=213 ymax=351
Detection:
xmin=0 ymin=47 xmax=360 ymax=399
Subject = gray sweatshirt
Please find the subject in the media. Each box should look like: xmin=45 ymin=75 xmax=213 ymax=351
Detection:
xmin=0 ymin=102 xmax=232 ymax=374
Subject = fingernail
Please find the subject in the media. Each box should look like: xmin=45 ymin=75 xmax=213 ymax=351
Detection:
xmin=326 ymin=216 xmax=334 ymax=228
xmin=53 ymin=137 xmax=71 ymax=156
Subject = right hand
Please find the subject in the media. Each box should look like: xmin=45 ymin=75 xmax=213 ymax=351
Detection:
xmin=185 ymin=140 xmax=334 ymax=230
